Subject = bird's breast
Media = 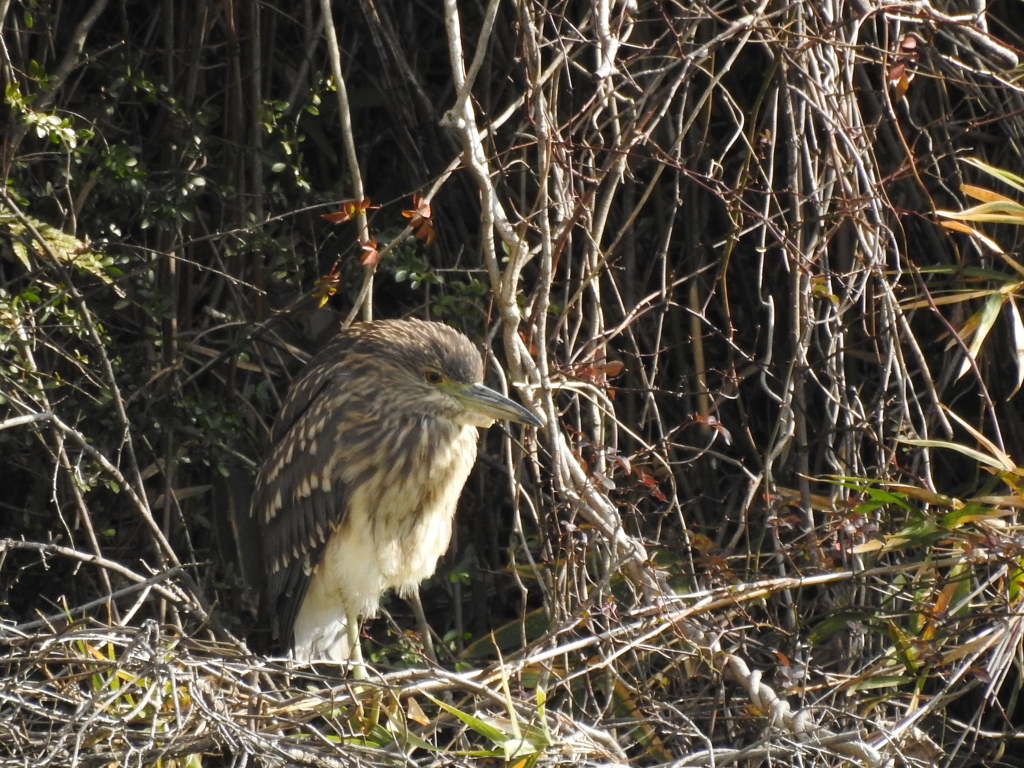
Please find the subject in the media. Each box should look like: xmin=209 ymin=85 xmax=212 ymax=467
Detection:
xmin=322 ymin=418 xmax=479 ymax=610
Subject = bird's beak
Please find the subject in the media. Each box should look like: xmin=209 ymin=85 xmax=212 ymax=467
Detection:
xmin=456 ymin=382 xmax=542 ymax=427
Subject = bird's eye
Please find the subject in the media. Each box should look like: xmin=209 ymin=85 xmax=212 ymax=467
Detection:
xmin=423 ymin=370 xmax=444 ymax=385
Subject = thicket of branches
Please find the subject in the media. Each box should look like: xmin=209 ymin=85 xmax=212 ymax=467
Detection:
xmin=3 ymin=0 xmax=1024 ymax=765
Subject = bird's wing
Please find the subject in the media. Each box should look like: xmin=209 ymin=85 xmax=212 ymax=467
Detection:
xmin=253 ymin=334 xmax=358 ymax=650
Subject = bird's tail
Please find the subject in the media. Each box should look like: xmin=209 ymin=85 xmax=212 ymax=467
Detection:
xmin=291 ymin=613 xmax=353 ymax=662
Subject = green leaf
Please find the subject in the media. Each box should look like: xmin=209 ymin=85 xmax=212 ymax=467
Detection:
xmin=849 ymin=675 xmax=913 ymax=691
xmin=936 ymin=200 xmax=1024 ymax=225
xmin=897 ymin=438 xmax=1015 ymax=471
xmin=964 ymin=157 xmax=1024 ymax=195
xmin=423 ymin=694 xmax=509 ymax=745
xmin=957 ymin=291 xmax=1004 ymax=379
xmin=1008 ymin=296 xmax=1024 ymax=396
xmin=808 ymin=611 xmax=875 ymax=644
xmin=0 ymin=210 xmax=123 ymax=294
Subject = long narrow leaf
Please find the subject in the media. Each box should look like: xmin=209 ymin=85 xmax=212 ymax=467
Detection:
xmin=957 ymin=292 xmax=1003 ymax=379
xmin=897 ymin=438 xmax=1014 ymax=471
xmin=423 ymin=694 xmax=510 ymax=745
xmin=998 ymin=251 xmax=1024 ymax=278
xmin=941 ymin=406 xmax=1016 ymax=469
xmin=936 ymin=200 xmax=1024 ymax=225
xmin=1009 ymin=296 xmax=1024 ymax=397
xmin=960 ymin=184 xmax=1019 ymax=204
xmin=964 ymin=157 xmax=1024 ymax=194
xmin=938 ymin=220 xmax=1006 ymax=253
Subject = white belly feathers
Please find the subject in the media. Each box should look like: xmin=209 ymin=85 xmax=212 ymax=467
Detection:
xmin=292 ymin=418 xmax=479 ymax=661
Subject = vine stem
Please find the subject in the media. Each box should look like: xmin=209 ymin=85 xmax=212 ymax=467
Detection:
xmin=319 ymin=0 xmax=374 ymax=323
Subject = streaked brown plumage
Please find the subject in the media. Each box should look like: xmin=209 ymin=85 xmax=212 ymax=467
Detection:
xmin=251 ymin=319 xmax=540 ymax=666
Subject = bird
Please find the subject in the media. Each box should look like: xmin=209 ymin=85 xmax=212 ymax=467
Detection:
xmin=251 ymin=318 xmax=541 ymax=669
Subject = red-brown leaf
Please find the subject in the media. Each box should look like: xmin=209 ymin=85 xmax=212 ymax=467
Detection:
xmin=359 ymin=236 xmax=381 ymax=266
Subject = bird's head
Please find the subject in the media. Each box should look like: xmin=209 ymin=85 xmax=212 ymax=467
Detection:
xmin=357 ymin=320 xmax=542 ymax=429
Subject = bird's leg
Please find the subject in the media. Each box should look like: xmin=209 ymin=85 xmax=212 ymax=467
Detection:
xmin=346 ymin=608 xmax=366 ymax=680
xmin=408 ymin=588 xmax=438 ymax=664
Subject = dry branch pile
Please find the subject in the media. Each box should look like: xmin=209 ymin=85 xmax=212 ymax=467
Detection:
xmin=2 ymin=0 xmax=1024 ymax=765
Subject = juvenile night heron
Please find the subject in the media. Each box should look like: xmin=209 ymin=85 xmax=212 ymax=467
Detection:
xmin=252 ymin=318 xmax=540 ymax=667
